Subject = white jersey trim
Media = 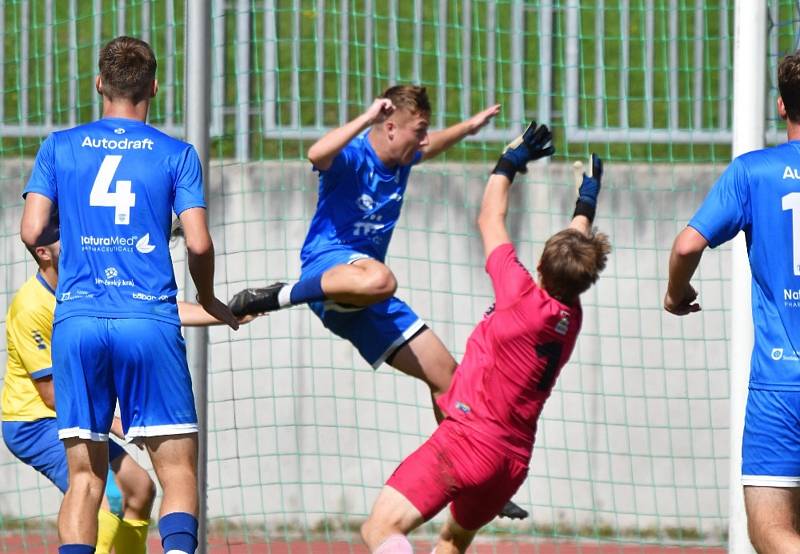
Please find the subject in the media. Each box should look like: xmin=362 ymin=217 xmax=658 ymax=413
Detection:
xmin=742 ymin=474 xmax=800 ymax=487
xmin=372 ymin=318 xmax=426 ymax=369
xmin=125 ymin=423 xmax=198 ymax=440
xmin=58 ymin=427 xmax=109 ymax=442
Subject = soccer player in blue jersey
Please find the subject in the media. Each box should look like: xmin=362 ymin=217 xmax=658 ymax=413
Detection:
xmin=665 ymin=51 xmax=800 ymax=552
xmin=229 ymin=85 xmax=532 ymax=516
xmin=19 ymin=36 xmax=237 ymax=554
xmin=230 ymin=87 xmax=497 ymax=408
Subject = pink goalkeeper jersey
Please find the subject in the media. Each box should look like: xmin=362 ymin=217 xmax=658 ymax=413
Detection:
xmin=437 ymin=243 xmax=582 ymax=462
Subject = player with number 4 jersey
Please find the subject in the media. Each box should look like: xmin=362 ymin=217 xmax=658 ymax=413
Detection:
xmin=20 ymin=36 xmax=237 ymax=554
xmin=361 ymin=122 xmax=611 ymax=554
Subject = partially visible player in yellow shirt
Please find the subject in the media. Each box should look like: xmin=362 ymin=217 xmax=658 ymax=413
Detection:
xmin=2 ymin=222 xmax=254 ymax=553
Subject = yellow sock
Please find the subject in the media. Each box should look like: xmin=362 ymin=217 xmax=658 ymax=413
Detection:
xmin=96 ymin=509 xmax=122 ymax=554
xmin=113 ymin=518 xmax=150 ymax=554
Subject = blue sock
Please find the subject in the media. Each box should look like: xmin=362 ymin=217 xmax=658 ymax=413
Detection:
xmin=159 ymin=512 xmax=198 ymax=554
xmin=59 ymin=545 xmax=94 ymax=554
xmin=287 ymin=274 xmax=325 ymax=305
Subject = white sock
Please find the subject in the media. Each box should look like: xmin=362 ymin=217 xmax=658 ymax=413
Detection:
xmin=277 ymin=283 xmax=294 ymax=307
xmin=374 ymin=534 xmax=413 ymax=554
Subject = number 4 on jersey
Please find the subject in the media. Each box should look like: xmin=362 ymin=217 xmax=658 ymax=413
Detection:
xmin=90 ymin=155 xmax=135 ymax=224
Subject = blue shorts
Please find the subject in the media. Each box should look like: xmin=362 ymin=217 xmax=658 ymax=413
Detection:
xmin=52 ymin=316 xmax=198 ymax=441
xmin=742 ymin=389 xmax=800 ymax=486
xmin=3 ymin=417 xmax=125 ymax=512
xmin=302 ymin=250 xmax=425 ymax=369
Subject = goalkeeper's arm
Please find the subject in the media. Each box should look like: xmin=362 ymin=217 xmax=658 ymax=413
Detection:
xmin=478 ymin=121 xmax=554 ymax=259
xmin=569 ymin=154 xmax=603 ymax=237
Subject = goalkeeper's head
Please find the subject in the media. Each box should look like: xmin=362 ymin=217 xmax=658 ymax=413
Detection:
xmin=537 ymin=229 xmax=610 ymax=304
xmin=96 ymin=36 xmax=157 ymax=106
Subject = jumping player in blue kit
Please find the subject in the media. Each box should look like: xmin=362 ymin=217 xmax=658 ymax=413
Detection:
xmin=230 ymin=86 xmax=528 ymax=519
xmin=20 ymin=36 xmax=238 ymax=554
xmin=665 ymin=51 xmax=800 ymax=552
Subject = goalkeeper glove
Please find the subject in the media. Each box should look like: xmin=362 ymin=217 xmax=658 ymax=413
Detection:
xmin=492 ymin=121 xmax=555 ymax=181
xmin=573 ymin=153 xmax=602 ymax=223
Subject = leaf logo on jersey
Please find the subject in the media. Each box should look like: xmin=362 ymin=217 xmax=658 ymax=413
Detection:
xmin=135 ymin=234 xmax=156 ymax=254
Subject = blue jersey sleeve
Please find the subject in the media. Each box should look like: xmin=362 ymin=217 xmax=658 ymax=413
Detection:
xmin=688 ymin=157 xmax=751 ymax=248
xmin=173 ymin=146 xmax=206 ymax=215
xmin=316 ymin=143 xmax=359 ymax=185
xmin=23 ymin=134 xmax=57 ymax=202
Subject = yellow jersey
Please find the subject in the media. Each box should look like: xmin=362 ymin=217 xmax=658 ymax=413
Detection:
xmin=1 ymin=273 xmax=57 ymax=421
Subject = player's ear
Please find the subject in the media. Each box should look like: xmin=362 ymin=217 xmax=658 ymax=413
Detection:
xmin=95 ymin=75 xmax=103 ymax=96
xmin=779 ymin=96 xmax=788 ymax=121
xmin=151 ymin=79 xmax=159 ymax=98
xmin=385 ymin=119 xmax=395 ymax=140
xmin=35 ymin=245 xmax=50 ymax=263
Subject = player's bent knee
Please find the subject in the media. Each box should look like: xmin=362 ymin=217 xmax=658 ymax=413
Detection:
xmin=361 ymin=266 xmax=397 ymax=300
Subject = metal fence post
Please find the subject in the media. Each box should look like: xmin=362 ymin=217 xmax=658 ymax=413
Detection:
xmin=184 ymin=2 xmax=212 ymax=552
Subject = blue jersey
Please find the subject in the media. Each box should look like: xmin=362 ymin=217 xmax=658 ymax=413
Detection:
xmin=300 ymin=132 xmax=422 ymax=266
xmin=23 ymin=117 xmax=205 ymax=325
xmin=690 ymin=141 xmax=800 ymax=390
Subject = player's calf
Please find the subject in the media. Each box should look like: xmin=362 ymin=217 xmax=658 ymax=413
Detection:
xmin=434 ymin=515 xmax=478 ymax=554
xmin=362 ymin=486 xmax=424 ymax=553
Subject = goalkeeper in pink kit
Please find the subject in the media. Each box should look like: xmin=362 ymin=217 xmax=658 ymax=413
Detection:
xmin=360 ymin=122 xmax=610 ymax=553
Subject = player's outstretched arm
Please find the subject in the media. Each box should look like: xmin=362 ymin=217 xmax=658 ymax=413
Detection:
xmin=477 ymin=121 xmax=554 ymax=259
xmin=308 ymin=98 xmax=395 ymax=171
xmin=177 ymin=301 xmax=259 ymax=326
xmin=569 ymin=154 xmax=603 ymax=237
xmin=421 ymin=104 xmax=501 ymax=162
xmin=664 ymin=227 xmax=707 ymax=315
xmin=180 ymin=207 xmax=239 ymax=330
xmin=20 ymin=193 xmax=54 ymax=248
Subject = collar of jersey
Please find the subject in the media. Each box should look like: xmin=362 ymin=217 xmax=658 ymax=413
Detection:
xmin=101 ymin=116 xmax=146 ymax=126
xmin=35 ymin=272 xmax=55 ymax=296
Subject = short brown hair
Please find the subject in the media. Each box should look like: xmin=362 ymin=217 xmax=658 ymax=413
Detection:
xmin=538 ymin=229 xmax=610 ymax=303
xmin=98 ymin=36 xmax=157 ymax=104
xmin=779 ymin=51 xmax=800 ymax=123
xmin=381 ymin=85 xmax=431 ymax=116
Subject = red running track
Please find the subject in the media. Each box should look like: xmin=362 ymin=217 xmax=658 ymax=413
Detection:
xmin=0 ymin=535 xmax=727 ymax=554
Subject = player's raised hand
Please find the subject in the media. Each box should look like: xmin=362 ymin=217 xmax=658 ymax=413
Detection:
xmin=571 ymin=153 xmax=603 ymax=225
xmin=201 ymin=296 xmax=240 ymax=330
xmin=466 ymin=104 xmax=501 ymax=135
xmin=365 ymin=98 xmax=396 ymax=124
xmin=492 ymin=120 xmax=554 ymax=180
xmin=664 ymin=283 xmax=701 ymax=316
xmin=575 ymin=154 xmax=602 ymax=207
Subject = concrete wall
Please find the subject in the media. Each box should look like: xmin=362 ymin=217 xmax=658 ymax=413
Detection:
xmin=0 ymin=159 xmax=732 ymax=538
